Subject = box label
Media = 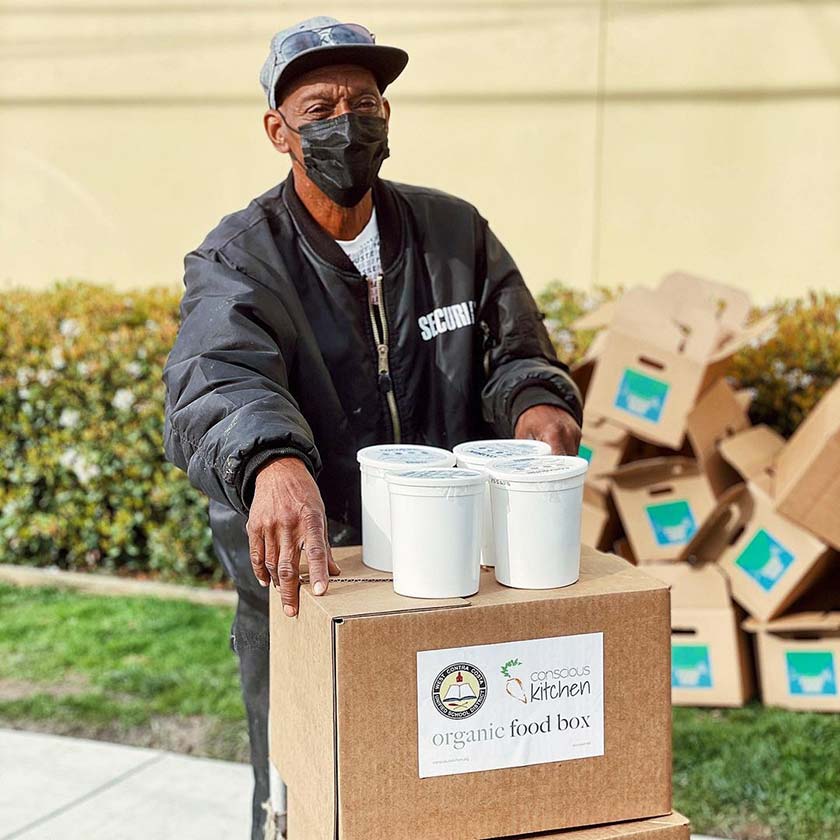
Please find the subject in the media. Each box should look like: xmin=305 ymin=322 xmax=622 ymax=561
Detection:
xmin=645 ymin=500 xmax=697 ymax=546
xmin=672 ymin=644 xmax=713 ymax=689
xmin=786 ymin=651 xmax=837 ymax=697
xmin=578 ymin=443 xmax=594 ymax=463
xmin=734 ymin=529 xmax=795 ymax=592
xmin=614 ymin=368 xmax=669 ymax=423
xmin=416 ymin=633 xmax=604 ymax=778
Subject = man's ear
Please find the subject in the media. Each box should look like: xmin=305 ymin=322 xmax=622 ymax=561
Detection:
xmin=383 ymin=97 xmax=391 ymax=127
xmin=264 ymin=110 xmax=290 ymax=154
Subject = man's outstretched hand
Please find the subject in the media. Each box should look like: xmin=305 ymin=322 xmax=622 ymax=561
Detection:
xmin=247 ymin=456 xmax=340 ymax=617
xmin=515 ymin=404 xmax=582 ymax=455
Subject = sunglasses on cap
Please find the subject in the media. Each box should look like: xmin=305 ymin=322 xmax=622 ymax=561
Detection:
xmin=277 ymin=23 xmax=376 ymax=62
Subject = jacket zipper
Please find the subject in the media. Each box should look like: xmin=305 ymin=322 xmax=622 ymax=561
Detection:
xmin=367 ymin=274 xmax=402 ymax=443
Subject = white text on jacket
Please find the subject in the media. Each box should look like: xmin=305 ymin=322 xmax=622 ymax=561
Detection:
xmin=418 ymin=300 xmax=477 ymax=341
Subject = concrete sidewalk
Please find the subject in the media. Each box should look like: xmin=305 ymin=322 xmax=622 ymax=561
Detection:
xmin=0 ymin=729 xmax=252 ymax=840
xmin=0 ymin=728 xmax=727 ymax=840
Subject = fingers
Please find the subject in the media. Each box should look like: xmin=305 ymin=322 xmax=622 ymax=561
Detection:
xmin=247 ymin=526 xmax=270 ymax=588
xmin=302 ymin=510 xmax=331 ymax=597
xmin=252 ymin=512 xmax=335 ymax=619
xmin=515 ymin=405 xmax=581 ymax=455
xmin=544 ymin=428 xmax=566 ymax=455
xmin=323 ymin=516 xmax=342 ymax=577
xmin=264 ymin=531 xmax=281 ymax=589
xmin=548 ymin=417 xmax=581 ymax=455
xmin=562 ymin=419 xmax=582 ymax=454
xmin=277 ymin=531 xmax=302 ymax=617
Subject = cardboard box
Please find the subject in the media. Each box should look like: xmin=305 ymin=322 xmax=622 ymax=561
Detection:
xmin=582 ymin=485 xmax=619 ymax=551
xmin=573 ymin=301 xmax=619 ymax=334
xmin=607 ymin=458 xmax=716 ymax=565
xmin=685 ymin=378 xmax=751 ymax=497
xmin=572 ymin=357 xmax=596 ymax=401
xmin=719 ymin=383 xmax=840 ymax=550
xmin=745 ymin=612 xmax=840 ymax=712
xmin=580 ymin=414 xmax=633 ymax=496
xmin=286 ymin=801 xmax=691 ymax=840
xmin=717 ymin=425 xmax=782 ymax=497
xmin=584 ymin=273 xmax=773 ymax=449
xmin=271 ymin=547 xmax=672 ymax=840
xmin=774 ymin=380 xmax=840 ymax=549
xmin=613 ymin=538 xmax=638 ymax=565
xmin=505 ymin=812 xmax=691 ymax=840
xmin=645 ymin=563 xmax=754 ymax=707
xmin=688 ymin=484 xmax=835 ymax=622
xmin=734 ymin=388 xmax=755 ymax=412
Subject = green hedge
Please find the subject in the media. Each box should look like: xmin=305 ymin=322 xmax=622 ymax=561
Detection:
xmin=1 ymin=282 xmax=836 ymax=580
xmin=728 ymin=291 xmax=840 ymax=436
xmin=0 ymin=283 xmax=215 ymax=580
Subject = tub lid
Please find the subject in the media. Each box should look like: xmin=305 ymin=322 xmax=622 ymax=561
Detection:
xmin=453 ymin=438 xmax=551 ymax=464
xmin=489 ymin=455 xmax=589 ymax=482
xmin=357 ymin=444 xmax=454 ymax=469
xmin=385 ymin=467 xmax=487 ymax=488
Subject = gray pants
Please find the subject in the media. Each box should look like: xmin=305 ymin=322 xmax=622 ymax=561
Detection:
xmin=209 ymin=500 xmax=277 ymax=840
xmin=231 ymin=585 xmax=275 ymax=840
xmin=210 ymin=500 xmax=358 ymax=840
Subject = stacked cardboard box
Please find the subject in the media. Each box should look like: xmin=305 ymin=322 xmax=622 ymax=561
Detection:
xmin=582 ymin=272 xmax=772 ymax=451
xmin=576 ymin=273 xmax=839 ymax=712
xmin=644 ymin=562 xmax=754 ymax=708
xmin=576 ymin=273 xmax=770 ymax=559
xmin=271 ymin=547 xmax=690 ymax=838
xmin=707 ymin=383 xmax=840 ymax=711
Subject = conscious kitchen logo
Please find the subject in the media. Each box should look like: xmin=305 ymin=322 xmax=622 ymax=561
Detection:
xmin=501 ymin=660 xmax=593 ymax=703
xmin=501 ymin=658 xmax=528 ymax=704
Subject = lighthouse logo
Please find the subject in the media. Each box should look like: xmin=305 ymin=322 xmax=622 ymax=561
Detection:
xmin=432 ymin=663 xmax=487 ymax=719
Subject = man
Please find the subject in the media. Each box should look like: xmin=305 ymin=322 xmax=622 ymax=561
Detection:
xmin=163 ymin=16 xmax=582 ymax=839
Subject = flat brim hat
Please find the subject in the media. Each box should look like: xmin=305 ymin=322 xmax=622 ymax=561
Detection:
xmin=260 ymin=16 xmax=409 ymax=109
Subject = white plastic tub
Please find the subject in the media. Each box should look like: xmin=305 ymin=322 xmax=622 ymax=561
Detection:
xmin=357 ymin=445 xmax=455 ymax=571
xmin=489 ymin=455 xmax=589 ymax=590
xmin=453 ymin=439 xmax=552 ymax=567
xmin=386 ymin=468 xmax=487 ymax=598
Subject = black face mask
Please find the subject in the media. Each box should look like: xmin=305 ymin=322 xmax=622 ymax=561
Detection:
xmin=282 ymin=112 xmax=390 ymax=208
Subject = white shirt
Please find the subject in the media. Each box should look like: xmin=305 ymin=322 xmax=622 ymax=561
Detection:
xmin=335 ymin=208 xmax=382 ymax=280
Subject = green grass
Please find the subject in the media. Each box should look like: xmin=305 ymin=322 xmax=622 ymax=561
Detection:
xmin=2 ymin=583 xmax=839 ymax=839
xmin=0 ymin=582 xmax=247 ymax=760
xmin=674 ymin=705 xmax=840 ymax=840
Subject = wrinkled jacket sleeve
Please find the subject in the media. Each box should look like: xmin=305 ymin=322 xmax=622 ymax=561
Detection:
xmin=163 ymin=249 xmax=320 ymax=516
xmin=477 ymin=222 xmax=583 ymax=437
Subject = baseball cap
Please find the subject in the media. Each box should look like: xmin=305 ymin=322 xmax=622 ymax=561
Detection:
xmin=259 ymin=16 xmax=409 ymax=109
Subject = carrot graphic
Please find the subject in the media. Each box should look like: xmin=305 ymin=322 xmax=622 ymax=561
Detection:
xmin=501 ymin=658 xmax=527 ymax=704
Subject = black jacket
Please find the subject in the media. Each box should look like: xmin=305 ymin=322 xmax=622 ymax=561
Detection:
xmin=163 ymin=175 xmax=582 ymax=547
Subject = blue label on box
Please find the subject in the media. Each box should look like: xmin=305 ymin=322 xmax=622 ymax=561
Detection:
xmin=645 ymin=500 xmax=697 ymax=546
xmin=786 ymin=651 xmax=837 ymax=697
xmin=672 ymin=644 xmax=713 ymax=689
xmin=614 ymin=368 xmax=669 ymax=423
xmin=734 ymin=529 xmax=795 ymax=592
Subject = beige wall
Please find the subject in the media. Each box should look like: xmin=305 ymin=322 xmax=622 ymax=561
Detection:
xmin=1 ymin=1 xmax=839 ymax=302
